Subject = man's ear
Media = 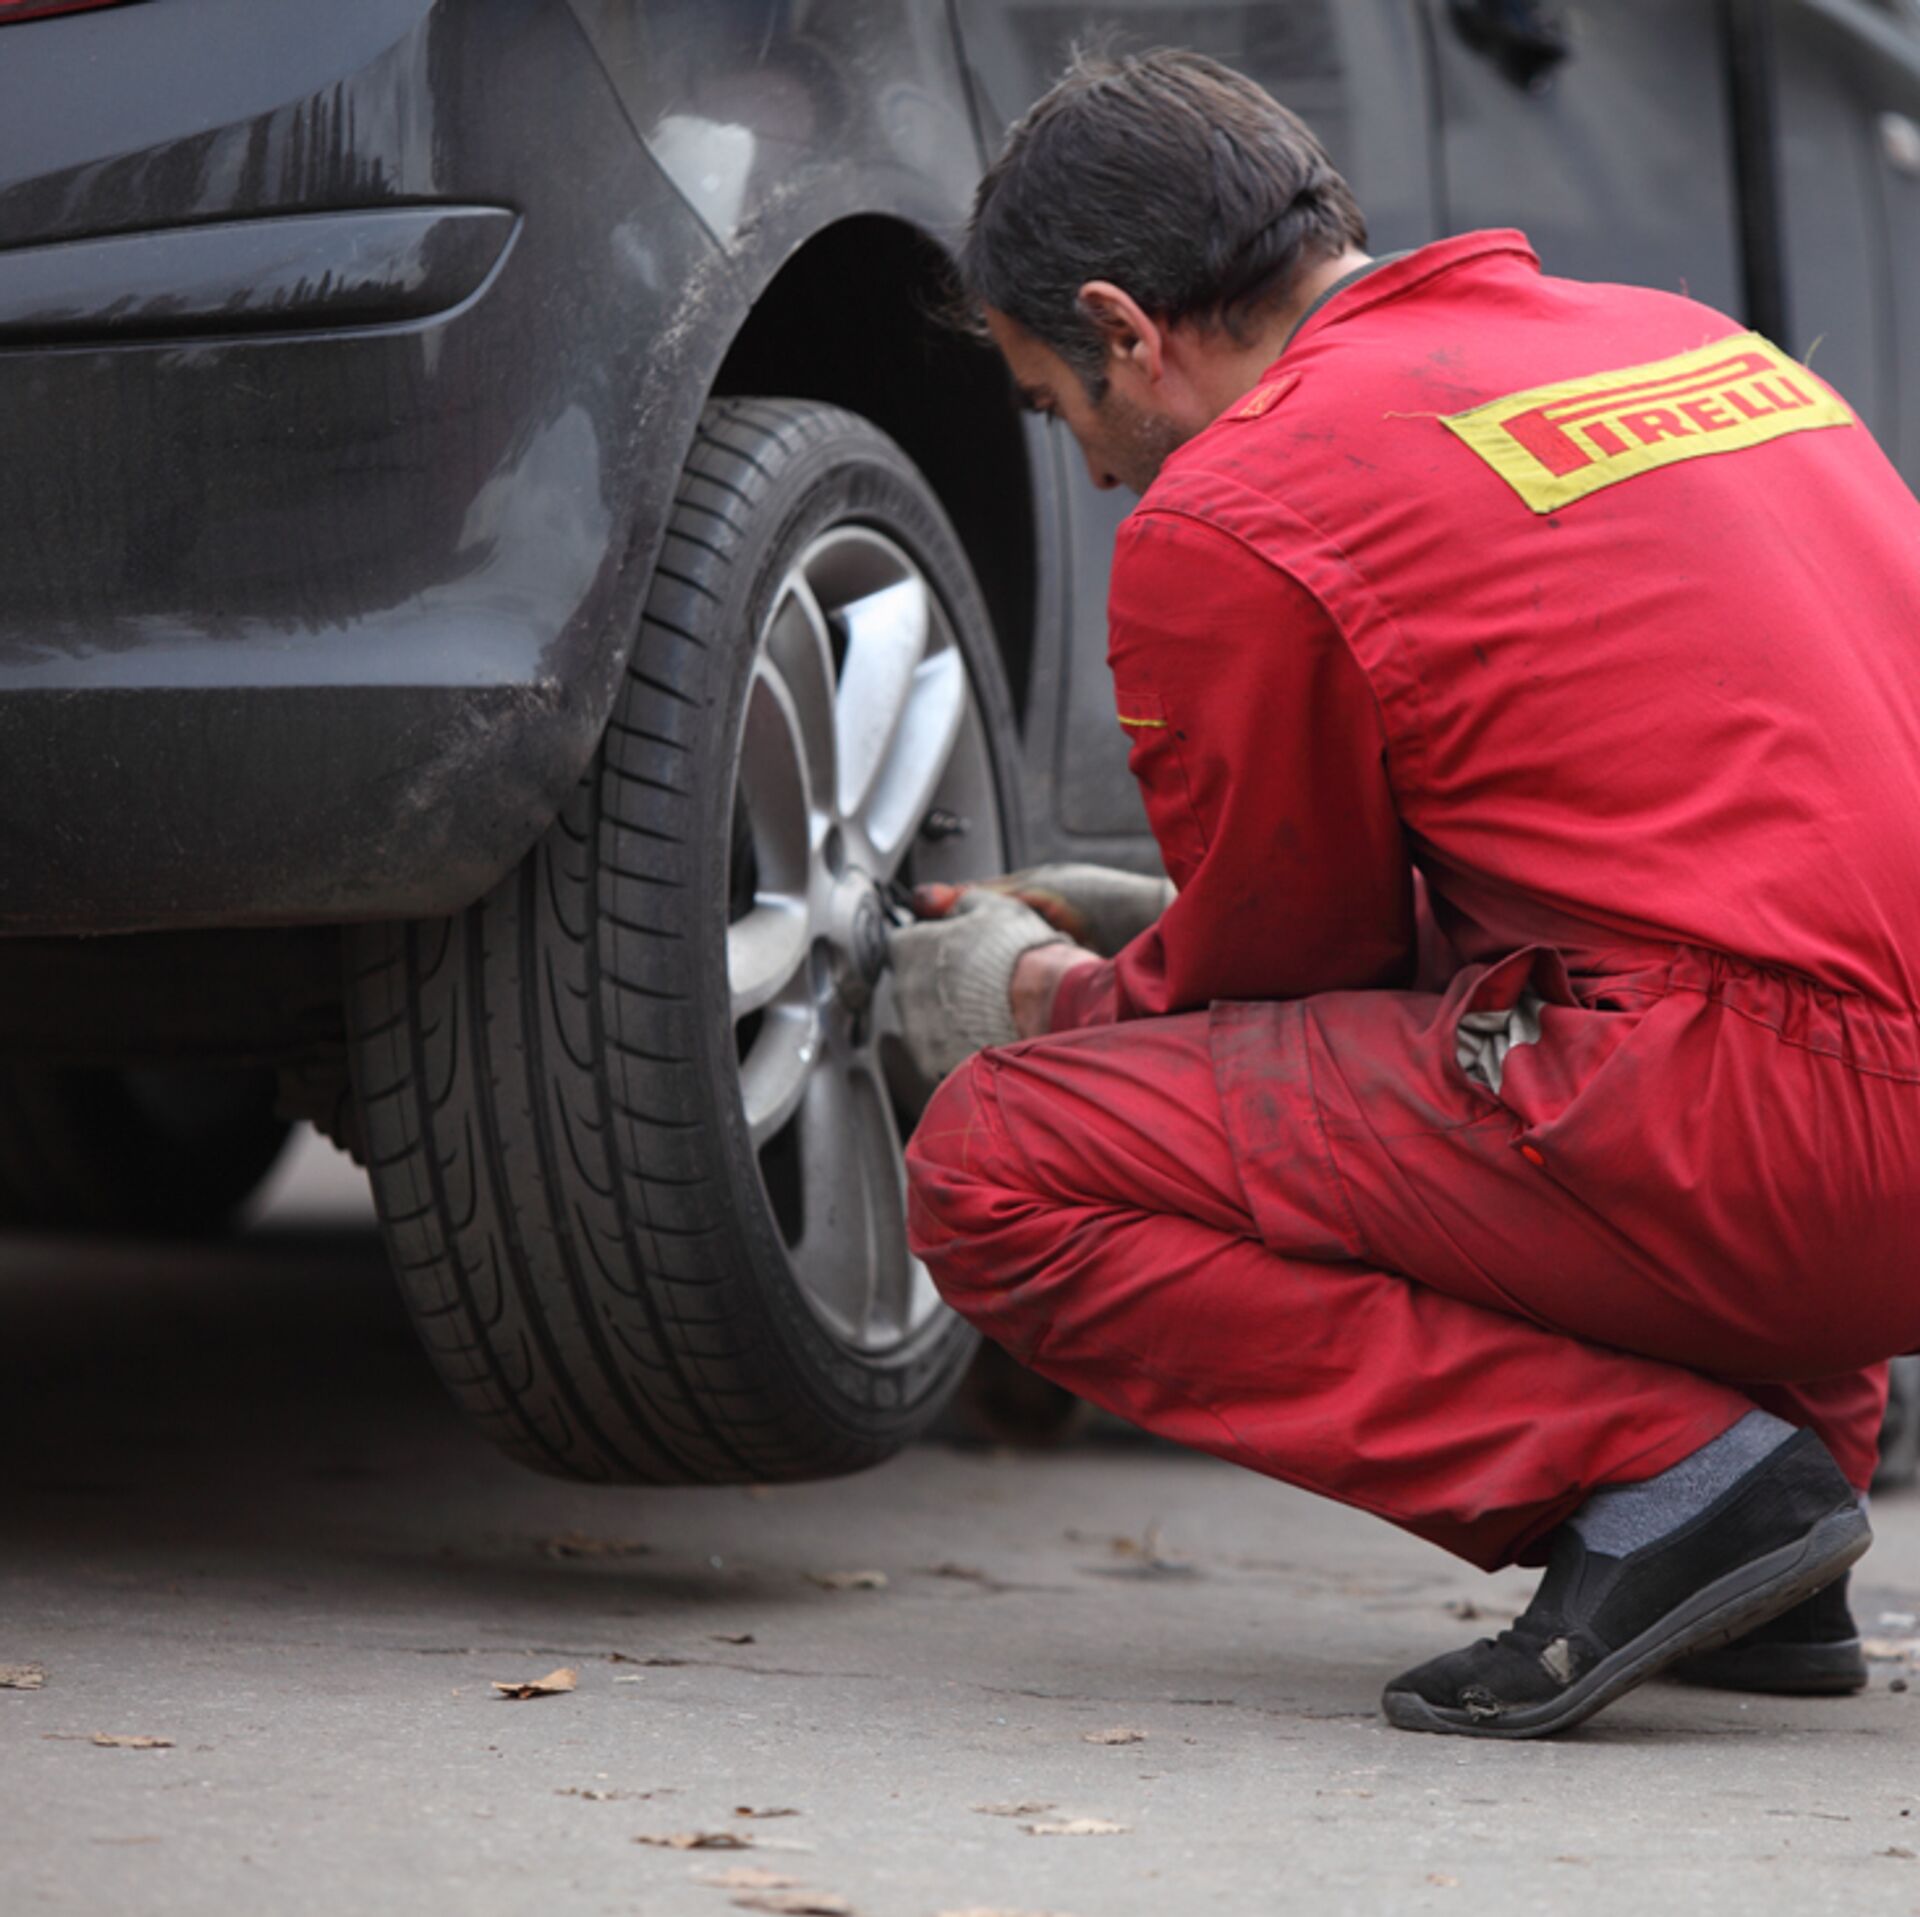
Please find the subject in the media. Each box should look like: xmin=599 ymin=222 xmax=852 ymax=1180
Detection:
xmin=1077 ymin=281 xmax=1164 ymax=382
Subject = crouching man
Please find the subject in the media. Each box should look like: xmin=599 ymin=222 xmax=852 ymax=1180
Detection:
xmin=892 ymin=47 xmax=1920 ymax=1737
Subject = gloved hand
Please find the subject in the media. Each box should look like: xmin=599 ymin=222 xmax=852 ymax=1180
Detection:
xmin=918 ymin=862 xmax=1174 ymax=959
xmin=888 ymin=889 xmax=1070 ymax=1081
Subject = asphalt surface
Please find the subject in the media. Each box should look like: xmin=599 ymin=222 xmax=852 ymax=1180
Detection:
xmin=4 ymin=1131 xmax=1918 ymax=1917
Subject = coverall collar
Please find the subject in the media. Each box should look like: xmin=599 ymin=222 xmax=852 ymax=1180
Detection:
xmin=1280 ymin=228 xmax=1540 ymax=359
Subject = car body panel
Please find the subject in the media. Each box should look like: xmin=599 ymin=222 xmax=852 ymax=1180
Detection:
xmin=0 ymin=1 xmax=731 ymax=931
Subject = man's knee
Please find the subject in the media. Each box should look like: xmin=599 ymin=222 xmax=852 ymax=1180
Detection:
xmin=905 ymin=1050 xmax=1041 ymax=1326
xmin=907 ymin=1052 xmax=1003 ymax=1245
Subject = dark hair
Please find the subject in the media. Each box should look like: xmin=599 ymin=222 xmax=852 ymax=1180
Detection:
xmin=961 ymin=46 xmax=1367 ymax=396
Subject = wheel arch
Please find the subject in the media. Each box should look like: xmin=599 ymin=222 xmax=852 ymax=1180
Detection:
xmin=709 ymin=215 xmax=1040 ymax=722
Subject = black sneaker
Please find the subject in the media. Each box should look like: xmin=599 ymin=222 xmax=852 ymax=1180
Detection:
xmin=1667 ymin=1571 xmax=1867 ymax=1695
xmin=1382 ymin=1428 xmax=1871 ymax=1738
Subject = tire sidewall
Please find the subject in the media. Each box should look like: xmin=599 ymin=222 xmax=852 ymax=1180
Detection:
xmin=613 ymin=407 xmax=1023 ymax=1442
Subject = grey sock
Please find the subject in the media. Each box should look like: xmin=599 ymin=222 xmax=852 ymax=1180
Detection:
xmin=1569 ymin=1410 xmax=1797 ymax=1556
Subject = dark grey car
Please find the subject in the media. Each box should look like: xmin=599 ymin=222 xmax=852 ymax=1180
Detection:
xmin=2 ymin=0 xmax=1914 ymax=1485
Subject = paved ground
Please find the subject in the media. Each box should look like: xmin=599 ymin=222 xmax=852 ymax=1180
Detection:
xmin=4 ymin=1132 xmax=1918 ymax=1917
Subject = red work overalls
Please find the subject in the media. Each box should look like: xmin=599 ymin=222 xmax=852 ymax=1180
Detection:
xmin=906 ymin=232 xmax=1920 ymax=1569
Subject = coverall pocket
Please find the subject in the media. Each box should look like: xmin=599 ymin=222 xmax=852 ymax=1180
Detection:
xmin=1444 ymin=945 xmax=1646 ymax=1133
xmin=1439 ymin=945 xmax=1575 ymax=1103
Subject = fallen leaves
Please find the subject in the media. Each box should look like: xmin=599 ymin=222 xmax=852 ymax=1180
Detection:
xmin=973 ymin=1801 xmax=1055 ymax=1818
xmin=613 ymin=1652 xmax=689 ymax=1667
xmin=1067 ymin=1521 xmax=1195 ymax=1580
xmin=730 ymin=1894 xmax=851 ymax=1915
xmin=733 ymin=1806 xmax=800 ymax=1820
xmin=808 ymin=1570 xmax=887 ymax=1592
xmin=544 ymin=1532 xmax=652 ymax=1560
xmin=0 ymin=1664 xmax=47 ymax=1690
xmin=636 ymin=1830 xmax=753 ymax=1851
xmin=1021 ymin=1818 xmax=1128 ymax=1837
xmin=1444 ymin=1598 xmax=1518 ymax=1623
xmin=90 ymin=1734 xmax=173 ymax=1750
xmin=1081 ymin=1727 xmax=1145 ymax=1746
xmin=1427 ymin=1874 xmax=1460 ymax=1888
xmin=711 ymin=1633 xmax=757 ymax=1646
xmin=1863 ymin=1637 xmax=1920 ymax=1664
xmin=920 ymin=1562 xmax=1004 ymax=1588
xmin=491 ymin=1667 xmax=577 ymax=1700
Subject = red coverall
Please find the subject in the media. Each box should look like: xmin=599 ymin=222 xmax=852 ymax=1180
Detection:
xmin=906 ymin=231 xmax=1920 ymax=1569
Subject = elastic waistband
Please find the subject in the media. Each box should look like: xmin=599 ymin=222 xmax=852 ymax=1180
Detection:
xmin=1611 ymin=947 xmax=1920 ymax=1086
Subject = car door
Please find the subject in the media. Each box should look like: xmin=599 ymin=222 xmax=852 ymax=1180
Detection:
xmin=1424 ymin=0 xmax=1746 ymax=311
xmin=952 ymin=1 xmax=1441 ymax=852
xmin=1767 ymin=0 xmax=1919 ymax=481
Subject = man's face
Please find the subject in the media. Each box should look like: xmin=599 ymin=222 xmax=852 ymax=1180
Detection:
xmin=985 ymin=307 xmax=1189 ymax=495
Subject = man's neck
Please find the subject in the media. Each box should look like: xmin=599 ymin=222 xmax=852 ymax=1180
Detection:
xmin=1189 ymin=246 xmax=1373 ymax=423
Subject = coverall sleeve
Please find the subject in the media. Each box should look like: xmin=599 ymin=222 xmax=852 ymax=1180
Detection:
xmin=1049 ymin=508 xmax=1413 ymax=1031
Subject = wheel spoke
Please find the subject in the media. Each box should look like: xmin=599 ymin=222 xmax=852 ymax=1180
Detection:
xmin=787 ymin=1060 xmax=875 ymax=1329
xmin=834 ymin=575 xmax=930 ymax=824
xmin=786 ymin=1057 xmax=914 ymax=1343
xmin=847 ymin=1059 xmax=916 ymax=1340
xmin=861 ymin=648 xmax=969 ymax=875
xmin=740 ymin=1007 xmax=817 ymax=1150
xmin=727 ymin=900 xmax=809 ymax=1021
xmin=738 ymin=658 xmax=813 ymax=892
xmin=764 ymin=574 xmax=838 ymax=816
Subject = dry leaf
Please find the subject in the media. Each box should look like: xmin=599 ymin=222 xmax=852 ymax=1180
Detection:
xmin=1067 ymin=1521 xmax=1195 ymax=1579
xmin=614 ymin=1653 xmax=689 ymax=1667
xmin=1021 ymin=1818 xmax=1128 ymax=1837
xmin=1427 ymin=1874 xmax=1460 ymax=1888
xmin=90 ymin=1734 xmax=173 ymax=1750
xmin=973 ymin=1801 xmax=1055 ymax=1818
xmin=545 ymin=1532 xmax=652 ymax=1560
xmin=711 ymin=1633 xmax=757 ymax=1645
xmin=730 ymin=1896 xmax=852 ymax=1915
xmin=696 ymin=1867 xmax=801 ymax=1890
xmin=635 ymin=1831 xmax=752 ymax=1850
xmin=1881 ymin=1847 xmax=1916 ymax=1860
xmin=0 ymin=1664 xmax=47 ymax=1690
xmin=808 ymin=1570 xmax=887 ymax=1591
xmin=491 ymin=1667 xmax=577 ymax=1700
xmin=733 ymin=1806 xmax=800 ymax=1820
xmin=1082 ymin=1727 xmax=1146 ymax=1746
xmin=1863 ymin=1637 xmax=1920 ymax=1663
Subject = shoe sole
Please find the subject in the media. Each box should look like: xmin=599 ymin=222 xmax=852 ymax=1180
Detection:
xmin=1381 ymin=1500 xmax=1871 ymax=1739
xmin=1666 ymin=1637 xmax=1868 ymax=1696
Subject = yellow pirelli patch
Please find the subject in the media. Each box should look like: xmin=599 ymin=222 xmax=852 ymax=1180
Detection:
xmin=1440 ymin=332 xmax=1852 ymax=512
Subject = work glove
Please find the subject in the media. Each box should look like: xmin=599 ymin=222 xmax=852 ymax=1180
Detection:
xmin=919 ymin=863 xmax=1174 ymax=960
xmin=888 ymin=889 xmax=1070 ymax=1082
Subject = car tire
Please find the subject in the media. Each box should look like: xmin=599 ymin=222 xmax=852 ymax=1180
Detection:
xmin=0 ymin=1063 xmax=290 ymax=1235
xmin=345 ymin=399 xmax=1024 ymax=1484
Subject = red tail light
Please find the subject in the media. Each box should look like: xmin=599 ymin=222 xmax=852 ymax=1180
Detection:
xmin=0 ymin=0 xmax=135 ymax=22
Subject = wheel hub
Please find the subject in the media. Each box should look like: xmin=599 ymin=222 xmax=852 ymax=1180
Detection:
xmin=824 ymin=873 xmax=889 ymax=1012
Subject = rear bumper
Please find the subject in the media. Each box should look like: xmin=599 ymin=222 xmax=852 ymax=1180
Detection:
xmin=0 ymin=0 xmax=723 ymax=934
